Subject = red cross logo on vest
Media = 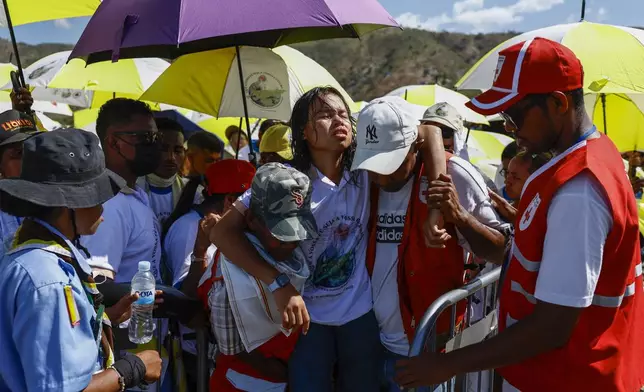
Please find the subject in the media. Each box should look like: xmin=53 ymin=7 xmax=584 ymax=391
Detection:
xmin=519 ymin=193 xmax=541 ymax=231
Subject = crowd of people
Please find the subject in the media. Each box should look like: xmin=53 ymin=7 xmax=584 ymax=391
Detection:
xmin=0 ymin=37 xmax=642 ymax=392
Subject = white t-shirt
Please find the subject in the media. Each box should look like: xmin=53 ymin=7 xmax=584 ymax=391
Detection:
xmin=164 ymin=210 xmax=217 ymax=287
xmin=502 ymin=143 xmax=612 ymax=391
xmin=148 ymin=185 xmax=174 ymax=227
xmin=163 ymin=209 xmax=217 ymax=355
xmin=373 ymin=157 xmax=506 ymax=355
xmin=82 ymin=188 xmax=163 ymax=283
xmin=238 ymin=169 xmax=373 ymax=326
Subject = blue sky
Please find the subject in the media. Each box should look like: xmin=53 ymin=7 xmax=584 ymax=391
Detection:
xmin=2 ymin=0 xmax=642 ymax=45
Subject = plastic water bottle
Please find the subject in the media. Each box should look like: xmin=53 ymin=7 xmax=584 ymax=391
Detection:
xmin=129 ymin=261 xmax=156 ymax=344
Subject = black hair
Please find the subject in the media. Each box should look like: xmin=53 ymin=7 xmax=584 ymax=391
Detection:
xmin=162 ymin=178 xmax=202 ymax=237
xmin=95 ymin=98 xmax=153 ymax=143
xmin=161 ymin=185 xmax=232 ymax=238
xmin=501 ymin=141 xmax=519 ymax=161
xmin=187 ymin=131 xmax=223 ymax=153
xmin=258 ymin=119 xmax=286 ymax=138
xmin=0 ymin=192 xmax=61 ymax=221
xmin=290 ymin=86 xmax=357 ymax=179
xmin=514 ymin=150 xmax=553 ymax=174
xmin=569 ymin=88 xmax=585 ymax=122
xmin=155 ymin=117 xmax=184 ymax=134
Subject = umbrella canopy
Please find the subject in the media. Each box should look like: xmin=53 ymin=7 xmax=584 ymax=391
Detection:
xmin=35 ymin=112 xmax=62 ymax=131
xmin=585 ymin=93 xmax=644 ymax=152
xmin=188 ymin=113 xmax=260 ymax=143
xmin=1 ymin=51 xmax=170 ymax=108
xmin=141 ymin=45 xmax=356 ymax=121
xmin=456 ymin=21 xmax=644 ymax=94
xmin=386 ymin=84 xmax=489 ymax=125
xmin=466 ymin=130 xmax=514 ymax=180
xmin=1 ymin=0 xmax=99 ymax=26
xmin=48 ymin=52 xmax=170 ymax=98
xmin=69 ymin=0 xmax=397 ymax=63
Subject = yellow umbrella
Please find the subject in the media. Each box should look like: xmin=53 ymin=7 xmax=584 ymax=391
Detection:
xmin=4 ymin=0 xmax=99 ymax=26
xmin=142 ymin=45 xmax=357 ymax=121
xmin=466 ymin=130 xmax=514 ymax=180
xmin=192 ymin=115 xmax=260 ymax=142
xmin=585 ymin=93 xmax=644 ymax=152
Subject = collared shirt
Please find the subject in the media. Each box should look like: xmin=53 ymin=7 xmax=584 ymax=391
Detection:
xmin=82 ymin=187 xmax=162 ymax=283
xmin=0 ymin=236 xmax=100 ymax=391
xmin=199 ymin=254 xmax=244 ymax=356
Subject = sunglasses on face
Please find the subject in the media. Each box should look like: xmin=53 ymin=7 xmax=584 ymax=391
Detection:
xmin=500 ymin=95 xmax=549 ymax=131
xmin=113 ymin=131 xmax=162 ymax=145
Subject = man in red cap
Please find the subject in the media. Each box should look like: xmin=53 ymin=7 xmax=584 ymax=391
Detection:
xmin=397 ymin=38 xmax=644 ymax=392
xmin=164 ymin=159 xmax=256 ymax=391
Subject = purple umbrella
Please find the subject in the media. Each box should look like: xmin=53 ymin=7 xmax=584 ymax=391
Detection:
xmin=70 ymin=0 xmax=399 ymax=63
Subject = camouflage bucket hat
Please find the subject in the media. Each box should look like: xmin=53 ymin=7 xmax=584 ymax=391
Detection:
xmin=250 ymin=162 xmax=318 ymax=242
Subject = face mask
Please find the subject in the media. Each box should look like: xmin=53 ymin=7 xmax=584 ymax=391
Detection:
xmin=125 ymin=142 xmax=162 ymax=177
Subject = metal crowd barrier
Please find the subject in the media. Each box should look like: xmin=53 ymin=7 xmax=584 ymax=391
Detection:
xmin=408 ymin=267 xmax=502 ymax=392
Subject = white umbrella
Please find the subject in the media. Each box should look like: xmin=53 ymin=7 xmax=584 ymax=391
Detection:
xmin=35 ymin=112 xmax=62 ymax=131
xmin=2 ymin=51 xmax=171 ymax=108
xmin=386 ymin=84 xmax=489 ymax=125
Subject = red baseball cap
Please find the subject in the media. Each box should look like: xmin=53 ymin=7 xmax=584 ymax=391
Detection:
xmin=205 ymin=159 xmax=256 ymax=195
xmin=466 ymin=37 xmax=584 ymax=116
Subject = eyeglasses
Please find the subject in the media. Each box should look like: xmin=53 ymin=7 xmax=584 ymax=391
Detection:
xmin=113 ymin=131 xmax=161 ymax=145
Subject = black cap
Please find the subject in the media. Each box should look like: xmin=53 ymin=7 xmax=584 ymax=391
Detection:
xmin=0 ymin=110 xmax=40 ymax=147
xmin=0 ymin=128 xmax=125 ymax=208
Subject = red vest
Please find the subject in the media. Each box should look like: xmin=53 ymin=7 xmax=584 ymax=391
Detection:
xmin=366 ymin=155 xmax=466 ymax=341
xmin=198 ymin=251 xmax=298 ymax=391
xmin=498 ymin=135 xmax=644 ymax=391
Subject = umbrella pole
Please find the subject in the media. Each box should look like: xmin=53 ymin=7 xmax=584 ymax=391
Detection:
xmin=235 ymin=117 xmax=243 ymax=159
xmin=2 ymin=0 xmax=26 ymax=86
xmin=601 ymin=93 xmax=607 ymax=135
xmin=235 ymin=46 xmax=256 ymax=166
xmin=465 ymin=127 xmax=471 ymax=144
xmin=580 ymin=0 xmax=586 ymax=21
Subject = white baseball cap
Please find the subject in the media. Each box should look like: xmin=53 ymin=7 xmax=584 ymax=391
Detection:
xmin=351 ymin=96 xmax=419 ymax=175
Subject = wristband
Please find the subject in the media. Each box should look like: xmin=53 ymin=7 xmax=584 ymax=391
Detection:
xmin=112 ymin=354 xmax=147 ymax=389
xmin=108 ymin=366 xmax=125 ymax=391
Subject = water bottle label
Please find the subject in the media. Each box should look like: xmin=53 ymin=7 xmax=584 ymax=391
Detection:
xmin=134 ymin=290 xmax=155 ymax=305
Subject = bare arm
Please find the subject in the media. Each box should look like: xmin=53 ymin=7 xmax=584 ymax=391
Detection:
xmin=209 ymin=203 xmax=311 ymax=333
xmin=453 ymin=211 xmax=506 ymax=264
xmin=417 ymin=124 xmax=450 ymax=247
xmin=82 ymin=370 xmax=120 ymax=392
xmin=427 ymin=174 xmax=506 ymax=263
xmin=181 ymin=214 xmax=220 ymax=298
xmin=396 ymin=301 xmax=583 ymax=387
xmin=209 ymin=204 xmax=280 ymax=284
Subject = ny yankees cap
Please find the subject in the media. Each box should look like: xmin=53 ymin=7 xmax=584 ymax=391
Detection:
xmin=351 ymin=96 xmax=419 ymax=175
xmin=250 ymin=162 xmax=317 ymax=242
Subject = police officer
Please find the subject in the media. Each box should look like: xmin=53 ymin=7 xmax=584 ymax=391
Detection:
xmin=0 ymin=129 xmax=161 ymax=391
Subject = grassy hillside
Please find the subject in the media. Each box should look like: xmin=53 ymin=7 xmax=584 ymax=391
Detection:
xmin=0 ymin=28 xmax=516 ymax=101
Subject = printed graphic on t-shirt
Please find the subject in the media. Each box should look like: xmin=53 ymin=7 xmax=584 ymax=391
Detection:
xmin=376 ymin=212 xmax=405 ymax=244
xmin=307 ymin=216 xmax=364 ymax=290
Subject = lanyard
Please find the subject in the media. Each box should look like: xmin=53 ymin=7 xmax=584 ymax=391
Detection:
xmin=575 ymin=126 xmax=597 ymax=144
xmin=32 ymin=218 xmax=92 ymax=275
